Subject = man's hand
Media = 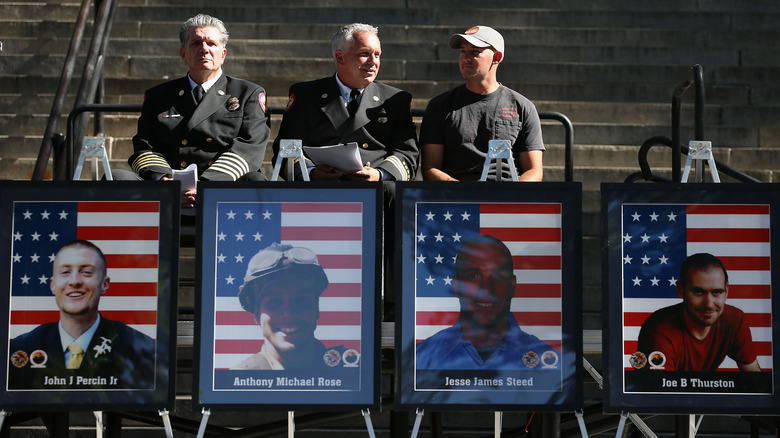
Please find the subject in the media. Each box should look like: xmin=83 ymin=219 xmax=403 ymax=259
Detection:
xmin=342 ymin=166 xmax=380 ymax=181
xmin=181 ymin=188 xmax=196 ymax=209
xmin=310 ymin=165 xmax=343 ymax=181
xmin=161 ymin=175 xmax=196 ymax=209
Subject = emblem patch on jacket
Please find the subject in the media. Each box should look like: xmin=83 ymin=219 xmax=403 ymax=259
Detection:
xmin=285 ymin=94 xmax=295 ymax=113
xmin=258 ymin=92 xmax=267 ymax=113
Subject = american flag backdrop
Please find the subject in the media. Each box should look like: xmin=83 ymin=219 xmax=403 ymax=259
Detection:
xmin=212 ymin=201 xmax=364 ymax=370
xmin=414 ymin=202 xmax=562 ymax=352
xmin=8 ymin=201 xmax=160 ymax=340
xmin=622 ymin=203 xmax=773 ymax=371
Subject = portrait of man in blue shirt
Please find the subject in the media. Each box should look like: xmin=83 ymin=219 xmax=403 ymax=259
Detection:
xmin=416 ymin=235 xmax=558 ymax=370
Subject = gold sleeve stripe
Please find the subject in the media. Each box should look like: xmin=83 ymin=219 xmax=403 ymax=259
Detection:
xmin=383 ymin=155 xmax=409 ymax=181
xmin=131 ymin=152 xmax=170 ymax=173
xmin=209 ymin=152 xmax=250 ymax=181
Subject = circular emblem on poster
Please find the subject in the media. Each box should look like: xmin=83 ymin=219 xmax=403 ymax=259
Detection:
xmin=10 ymin=350 xmax=28 ymax=368
xmin=541 ymin=350 xmax=559 ymax=369
xmin=30 ymin=350 xmax=48 ymax=368
xmin=343 ymin=349 xmax=360 ymax=367
xmin=323 ymin=349 xmax=342 ymax=367
xmin=629 ymin=351 xmax=647 ymax=369
xmin=648 ymin=351 xmax=666 ymax=370
xmin=522 ymin=351 xmax=540 ymax=368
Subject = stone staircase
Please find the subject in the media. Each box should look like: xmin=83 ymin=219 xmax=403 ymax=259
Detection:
xmin=2 ymin=0 xmax=780 ymax=436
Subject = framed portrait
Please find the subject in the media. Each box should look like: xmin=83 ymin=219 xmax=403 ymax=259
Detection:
xmin=395 ymin=182 xmax=583 ymax=410
xmin=602 ymin=183 xmax=780 ymax=414
xmin=0 ymin=181 xmax=178 ymax=410
xmin=194 ymin=182 xmax=381 ymax=410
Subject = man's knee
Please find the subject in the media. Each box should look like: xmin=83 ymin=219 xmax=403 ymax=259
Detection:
xmin=241 ymin=171 xmax=268 ymax=182
xmin=110 ymin=169 xmax=143 ymax=181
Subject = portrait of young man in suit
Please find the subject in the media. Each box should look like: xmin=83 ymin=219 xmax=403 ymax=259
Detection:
xmin=8 ymin=240 xmax=156 ymax=389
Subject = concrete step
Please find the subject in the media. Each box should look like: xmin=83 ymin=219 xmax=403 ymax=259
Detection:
xmin=8 ymin=0 xmax=779 ymax=12
xmin=4 ymin=73 xmax=766 ymax=108
xmin=3 ymin=31 xmax=780 ymax=67
xmin=10 ymin=35 xmax=767 ymax=67
xmin=407 ymin=61 xmax=780 ymax=88
xmin=435 ymin=8 xmax=780 ymax=31
xmin=6 ymin=54 xmax=780 ymax=92
xmin=402 ymin=0 xmax=780 ymax=13
xmin=8 ymin=3 xmax=779 ymax=32
xmin=97 ymin=22 xmax=780 ymax=49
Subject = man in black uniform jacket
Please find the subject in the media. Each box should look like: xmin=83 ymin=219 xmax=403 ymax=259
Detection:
xmin=8 ymin=240 xmax=156 ymax=389
xmin=271 ymin=23 xmax=418 ymax=183
xmin=113 ymin=14 xmax=270 ymax=211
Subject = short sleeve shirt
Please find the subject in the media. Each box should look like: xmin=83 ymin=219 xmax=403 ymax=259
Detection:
xmin=636 ymin=303 xmax=757 ymax=371
xmin=419 ymin=84 xmax=545 ymax=181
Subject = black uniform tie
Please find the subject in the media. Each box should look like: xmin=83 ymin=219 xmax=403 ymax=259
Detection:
xmin=194 ymin=85 xmax=204 ymax=104
xmin=347 ymin=89 xmax=360 ymax=117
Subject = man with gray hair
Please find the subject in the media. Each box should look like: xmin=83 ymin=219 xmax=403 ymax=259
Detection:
xmin=115 ymin=14 xmax=270 ymax=211
xmin=271 ymin=22 xmax=418 ymax=183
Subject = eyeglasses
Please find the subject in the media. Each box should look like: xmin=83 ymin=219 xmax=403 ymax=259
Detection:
xmin=246 ymin=244 xmax=319 ymax=279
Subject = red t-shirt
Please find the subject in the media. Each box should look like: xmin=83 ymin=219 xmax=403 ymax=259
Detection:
xmin=637 ymin=303 xmax=757 ymax=371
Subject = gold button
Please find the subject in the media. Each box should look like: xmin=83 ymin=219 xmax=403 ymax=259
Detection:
xmin=362 ymin=143 xmax=369 ymax=149
xmin=180 ymin=161 xmax=187 ymax=168
xmin=181 ymin=139 xmax=188 ymax=145
xmin=206 ymin=137 xmax=213 ymax=143
xmin=208 ymin=161 xmax=214 ymax=166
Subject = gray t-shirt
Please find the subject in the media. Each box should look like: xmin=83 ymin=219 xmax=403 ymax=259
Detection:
xmin=419 ymin=84 xmax=545 ymax=181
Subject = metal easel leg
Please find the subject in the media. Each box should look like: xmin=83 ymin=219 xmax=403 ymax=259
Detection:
xmin=494 ymin=411 xmax=502 ymax=438
xmin=574 ymin=409 xmax=589 ymax=438
xmin=271 ymin=139 xmax=310 ymax=181
xmin=410 ymin=408 xmax=425 ymax=438
xmin=94 ymin=411 xmax=104 ymax=438
xmin=680 ymin=141 xmax=719 ymax=183
xmin=362 ymin=409 xmax=377 ymax=438
xmin=0 ymin=411 xmax=7 ymax=432
xmin=582 ymin=358 xmax=660 ymax=438
xmin=479 ymin=140 xmax=518 ymax=181
xmin=196 ymin=408 xmax=211 ymax=438
xmin=73 ymin=136 xmax=112 ymax=180
xmin=288 ymin=411 xmax=295 ymax=438
xmin=158 ymin=409 xmax=173 ymax=438
xmin=615 ymin=411 xmax=629 ymax=438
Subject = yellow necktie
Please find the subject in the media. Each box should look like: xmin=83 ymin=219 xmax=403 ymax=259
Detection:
xmin=67 ymin=342 xmax=83 ymax=369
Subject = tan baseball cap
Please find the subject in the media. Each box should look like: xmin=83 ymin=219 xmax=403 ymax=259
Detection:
xmin=237 ymin=243 xmax=328 ymax=313
xmin=449 ymin=25 xmax=504 ymax=54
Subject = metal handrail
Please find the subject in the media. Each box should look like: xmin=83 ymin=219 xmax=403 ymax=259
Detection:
xmin=629 ymin=64 xmax=761 ymax=184
xmin=62 ymin=106 xmax=576 ymax=183
xmin=63 ymin=104 xmax=142 ymax=179
xmin=539 ymin=111 xmax=574 ymax=183
xmin=671 ymin=64 xmax=704 ymax=182
xmin=624 ymin=135 xmax=761 ymax=184
xmin=63 ymin=0 xmax=118 ymax=180
xmin=32 ymin=0 xmax=92 ymax=181
xmin=34 ymin=0 xmax=118 ymax=181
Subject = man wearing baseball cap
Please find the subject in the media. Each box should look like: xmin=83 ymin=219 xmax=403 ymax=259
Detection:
xmin=419 ymin=25 xmax=545 ymax=182
xmin=232 ymin=243 xmax=345 ymax=370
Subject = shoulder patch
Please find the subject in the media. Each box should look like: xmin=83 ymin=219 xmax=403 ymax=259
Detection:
xmin=258 ymin=92 xmax=267 ymax=113
xmin=285 ymin=94 xmax=296 ymax=113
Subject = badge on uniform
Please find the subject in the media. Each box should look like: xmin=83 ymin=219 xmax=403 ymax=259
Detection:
xmin=227 ymin=97 xmax=240 ymax=112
